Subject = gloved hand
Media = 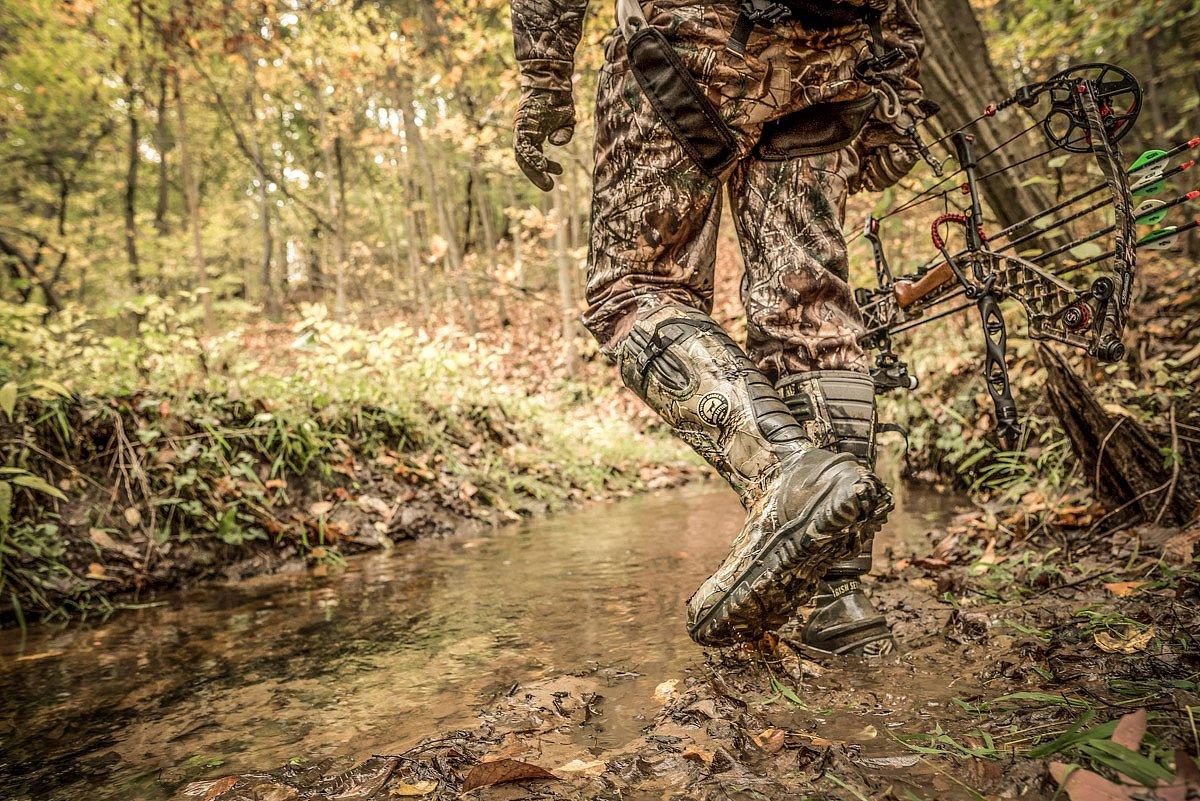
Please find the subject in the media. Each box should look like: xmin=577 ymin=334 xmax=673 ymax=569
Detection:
xmin=859 ymin=140 xmax=919 ymax=192
xmin=514 ymin=87 xmax=575 ymax=191
xmin=849 ymin=99 xmax=936 ymax=193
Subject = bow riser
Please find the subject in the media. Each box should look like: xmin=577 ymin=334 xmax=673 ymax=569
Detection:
xmin=853 ymin=63 xmax=1162 ymax=446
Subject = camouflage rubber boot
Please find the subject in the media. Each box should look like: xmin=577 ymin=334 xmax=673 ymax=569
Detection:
xmin=776 ymin=370 xmax=898 ymax=658
xmin=614 ymin=303 xmax=893 ymax=647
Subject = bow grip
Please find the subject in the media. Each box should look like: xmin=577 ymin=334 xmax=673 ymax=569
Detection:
xmin=893 ymin=262 xmax=953 ymax=309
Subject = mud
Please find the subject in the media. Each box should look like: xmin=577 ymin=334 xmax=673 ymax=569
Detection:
xmin=2 ymin=477 xmax=1197 ymax=800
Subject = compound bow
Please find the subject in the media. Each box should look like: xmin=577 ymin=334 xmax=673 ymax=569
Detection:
xmin=852 ymin=62 xmax=1200 ymax=447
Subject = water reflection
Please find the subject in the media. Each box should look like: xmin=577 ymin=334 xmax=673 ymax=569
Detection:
xmin=0 ymin=478 xmax=959 ymax=800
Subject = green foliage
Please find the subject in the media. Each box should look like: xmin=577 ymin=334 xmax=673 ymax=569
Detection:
xmin=0 ymin=296 xmax=691 ymax=621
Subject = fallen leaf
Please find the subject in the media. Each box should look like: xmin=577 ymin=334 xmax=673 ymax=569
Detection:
xmin=1162 ymin=529 xmax=1200 ymax=565
xmin=1049 ymin=761 xmax=1135 ymax=801
xmin=681 ymin=745 xmax=715 ymax=765
xmin=751 ymin=728 xmax=786 ymax=754
xmin=461 ymin=758 xmax=556 ymax=792
xmin=357 ymin=495 xmax=391 ymax=516
xmin=653 ymin=679 xmax=679 ymax=703
xmin=556 ymin=759 xmax=606 ymax=777
xmin=86 ymin=563 xmax=117 ymax=581
xmin=89 ymin=528 xmax=118 ymax=549
xmin=1112 ymin=708 xmax=1148 ymax=752
xmin=852 ymin=754 xmax=922 ymax=769
xmin=1105 ymin=709 xmax=1152 ymax=786
xmin=970 ymin=538 xmax=999 ymax=573
xmin=852 ymin=725 xmax=879 ymax=741
xmin=801 ymin=734 xmax=842 ymax=747
xmin=910 ymin=577 xmax=938 ymax=594
xmin=1103 ymin=581 xmax=1148 ymax=598
xmin=390 ymin=779 xmax=438 ymax=796
xmin=684 ymin=699 xmax=718 ymax=719
xmin=181 ymin=776 xmax=240 ymax=799
xmin=1094 ymin=627 xmax=1155 ymax=653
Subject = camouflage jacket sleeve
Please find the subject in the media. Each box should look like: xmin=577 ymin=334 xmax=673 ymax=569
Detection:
xmin=511 ymin=0 xmax=589 ymax=92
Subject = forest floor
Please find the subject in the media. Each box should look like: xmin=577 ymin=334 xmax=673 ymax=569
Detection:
xmin=4 ymin=242 xmax=1200 ymax=798
xmin=175 ymin=243 xmax=1200 ymax=801
xmin=182 ymin=494 xmax=1200 ymax=801
xmin=0 ymin=302 xmax=699 ymax=625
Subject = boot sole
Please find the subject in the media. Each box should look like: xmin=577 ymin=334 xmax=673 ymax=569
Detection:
xmin=689 ymin=458 xmax=893 ymax=648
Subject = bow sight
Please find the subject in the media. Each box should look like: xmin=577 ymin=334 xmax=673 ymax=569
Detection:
xmin=853 ymin=62 xmax=1200 ymax=448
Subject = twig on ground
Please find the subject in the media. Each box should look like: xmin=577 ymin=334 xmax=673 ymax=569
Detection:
xmin=1153 ymin=403 xmax=1181 ymax=525
xmin=1081 ymin=480 xmax=1172 ymax=540
xmin=1094 ymin=416 xmax=1128 ymax=492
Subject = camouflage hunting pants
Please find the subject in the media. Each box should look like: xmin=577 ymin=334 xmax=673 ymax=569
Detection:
xmin=584 ymin=6 xmax=876 ymax=380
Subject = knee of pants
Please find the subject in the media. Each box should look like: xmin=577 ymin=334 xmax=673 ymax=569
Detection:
xmin=582 ymin=285 xmax=710 ymax=356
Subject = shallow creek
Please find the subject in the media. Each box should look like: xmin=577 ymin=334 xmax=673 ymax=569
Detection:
xmin=1 ymin=479 xmax=967 ymax=800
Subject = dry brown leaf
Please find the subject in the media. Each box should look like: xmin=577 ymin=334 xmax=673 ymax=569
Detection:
xmin=1094 ymin=627 xmax=1155 ymax=653
xmin=852 ymin=725 xmax=879 ymax=741
xmin=971 ymin=538 xmax=999 ymax=573
xmin=86 ymin=563 xmax=116 ymax=581
xmin=461 ymin=758 xmax=557 ymax=792
xmin=1049 ymin=761 xmax=1136 ymax=801
xmin=1048 ymin=710 xmax=1197 ymax=801
xmin=910 ymin=577 xmax=938 ymax=594
xmin=1110 ymin=708 xmax=1147 ymax=751
xmin=751 ymin=728 xmax=786 ymax=754
xmin=680 ymin=745 xmax=715 ymax=765
xmin=89 ymin=528 xmax=117 ymax=549
xmin=555 ymin=759 xmax=606 ymax=777
xmin=1162 ymin=529 xmax=1200 ymax=565
xmin=181 ymin=776 xmax=240 ymax=799
xmin=653 ymin=679 xmax=679 ymax=703
xmin=1103 ymin=581 xmax=1148 ymax=598
xmin=389 ymin=779 xmax=437 ymax=796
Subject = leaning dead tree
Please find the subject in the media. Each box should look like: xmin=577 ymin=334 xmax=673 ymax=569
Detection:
xmin=1039 ymin=344 xmax=1198 ymax=527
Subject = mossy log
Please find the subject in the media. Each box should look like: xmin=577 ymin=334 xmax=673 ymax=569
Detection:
xmin=1038 ymin=344 xmax=1198 ymax=527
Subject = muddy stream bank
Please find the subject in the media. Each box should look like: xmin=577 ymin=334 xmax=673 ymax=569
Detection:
xmin=3 ymin=478 xmax=1193 ymax=800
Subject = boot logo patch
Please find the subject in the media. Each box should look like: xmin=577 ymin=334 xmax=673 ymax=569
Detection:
xmin=697 ymin=393 xmax=731 ymax=426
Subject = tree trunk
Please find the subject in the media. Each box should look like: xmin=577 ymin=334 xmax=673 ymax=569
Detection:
xmin=396 ymin=78 xmax=477 ymax=332
xmin=397 ymin=153 xmax=428 ymax=322
xmin=153 ymin=70 xmax=171 ymax=235
xmin=552 ymin=184 xmax=580 ymax=377
xmin=918 ymin=0 xmax=1058 ymax=232
xmin=313 ymin=84 xmax=347 ymax=319
xmin=472 ymin=169 xmax=507 ymax=326
xmin=172 ymin=68 xmax=211 ymax=327
xmin=123 ymin=70 xmax=142 ymax=295
xmin=1039 ymin=344 xmax=1198 ymax=527
xmin=242 ymin=42 xmax=279 ymax=319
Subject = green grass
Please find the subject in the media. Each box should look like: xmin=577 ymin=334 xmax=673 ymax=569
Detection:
xmin=0 ymin=298 xmax=695 ymax=621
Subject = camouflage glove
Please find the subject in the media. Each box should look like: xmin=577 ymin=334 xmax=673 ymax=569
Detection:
xmin=849 ymin=99 xmax=935 ymax=194
xmin=859 ymin=139 xmax=919 ymax=192
xmin=514 ymin=87 xmax=575 ymax=192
